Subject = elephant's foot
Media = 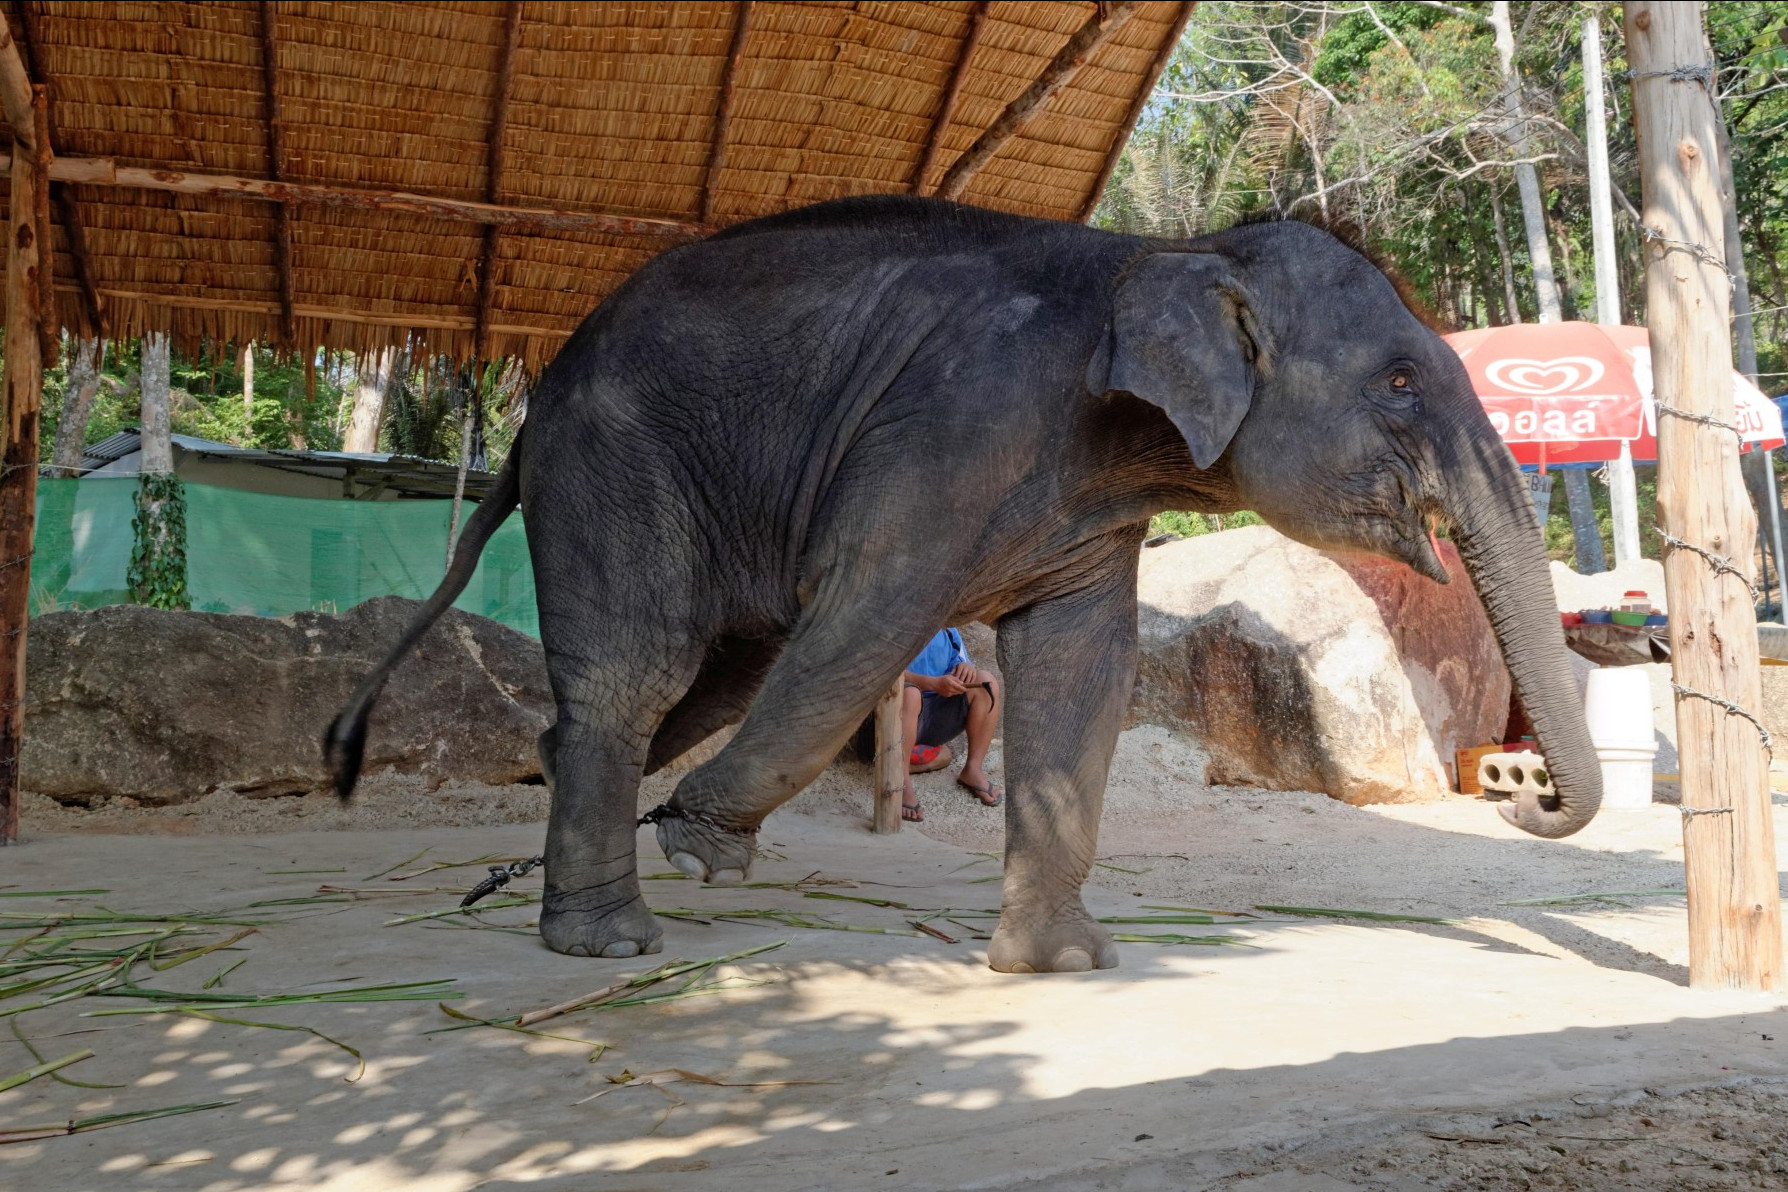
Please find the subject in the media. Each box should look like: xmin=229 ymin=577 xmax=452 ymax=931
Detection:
xmin=654 ymin=813 xmax=757 ymax=886
xmin=988 ymin=904 xmax=1119 ymax=974
xmin=539 ymin=895 xmax=664 ymax=959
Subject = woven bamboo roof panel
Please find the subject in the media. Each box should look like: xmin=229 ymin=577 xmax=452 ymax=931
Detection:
xmin=8 ymin=0 xmax=1192 ymax=370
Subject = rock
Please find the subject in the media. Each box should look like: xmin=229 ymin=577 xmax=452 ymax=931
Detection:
xmin=1130 ymin=526 xmax=1510 ymax=805
xmin=23 ymin=597 xmax=551 ymax=805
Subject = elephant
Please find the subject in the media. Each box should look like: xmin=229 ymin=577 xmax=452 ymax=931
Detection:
xmin=328 ymin=195 xmax=1599 ymax=973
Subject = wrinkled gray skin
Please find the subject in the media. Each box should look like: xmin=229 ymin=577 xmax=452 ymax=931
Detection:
xmin=330 ymin=196 xmax=1599 ymax=973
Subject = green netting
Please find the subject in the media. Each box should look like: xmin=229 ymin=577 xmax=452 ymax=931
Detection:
xmin=29 ymin=477 xmax=539 ymax=637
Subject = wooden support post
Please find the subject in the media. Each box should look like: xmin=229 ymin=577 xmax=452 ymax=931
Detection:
xmin=933 ymin=0 xmax=1141 ymax=203
xmin=871 ymin=677 xmax=905 ymax=834
xmin=911 ymin=1 xmax=989 ymax=196
xmin=0 ymin=87 xmax=47 ymax=845
xmin=259 ymin=0 xmax=296 ymax=349
xmin=1627 ymin=0 xmax=1782 ymax=992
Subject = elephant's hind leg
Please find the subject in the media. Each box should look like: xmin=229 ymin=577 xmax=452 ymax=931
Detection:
xmin=988 ymin=527 xmax=1144 ymax=974
xmin=533 ymin=573 xmax=704 ymax=959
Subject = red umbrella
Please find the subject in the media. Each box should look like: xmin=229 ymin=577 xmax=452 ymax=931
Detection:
xmin=1444 ymin=322 xmax=1784 ymax=467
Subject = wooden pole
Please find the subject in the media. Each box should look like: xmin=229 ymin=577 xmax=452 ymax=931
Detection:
xmin=1626 ymin=0 xmax=1782 ymax=992
xmin=699 ymin=0 xmax=753 ymax=225
xmin=1584 ymin=12 xmax=1643 ymax=566
xmin=0 ymin=89 xmax=47 ymax=845
xmin=911 ymin=1 xmax=989 ymax=196
xmin=871 ymin=677 xmax=905 ymax=835
xmin=933 ymin=0 xmax=1141 ymax=203
xmin=3 ymin=152 xmax=709 ymax=240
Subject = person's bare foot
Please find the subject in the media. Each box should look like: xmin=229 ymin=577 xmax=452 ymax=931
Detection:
xmin=956 ymin=767 xmax=999 ymax=806
xmin=901 ymin=777 xmax=924 ymax=822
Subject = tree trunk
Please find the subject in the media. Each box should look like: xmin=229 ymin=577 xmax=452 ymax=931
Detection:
xmin=1491 ymin=0 xmax=1564 ymax=324
xmin=1489 ymin=186 xmax=1523 ymax=321
xmin=342 ymin=346 xmax=395 ymax=453
xmin=129 ymin=331 xmax=188 ymax=611
xmin=139 ymin=331 xmax=173 ymax=473
xmin=49 ymin=337 xmax=104 ymax=478
xmin=240 ymin=341 xmax=254 ymax=423
xmin=1628 ymin=0 xmax=1780 ymax=991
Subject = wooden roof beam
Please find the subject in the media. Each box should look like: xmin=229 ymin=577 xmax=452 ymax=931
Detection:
xmin=699 ymin=0 xmax=753 ymax=224
xmin=14 ymin=153 xmax=709 ymax=238
xmin=474 ymin=0 xmax=523 ymax=365
xmin=259 ymin=0 xmax=296 ymax=349
xmin=911 ymin=0 xmax=990 ymax=196
xmin=14 ymin=2 xmax=104 ymax=338
xmin=1077 ymin=0 xmax=1196 ymax=222
xmin=0 ymin=20 xmax=32 ymax=145
xmin=934 ymin=0 xmax=1142 ymax=203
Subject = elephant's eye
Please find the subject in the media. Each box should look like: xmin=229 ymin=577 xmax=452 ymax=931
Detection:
xmin=1388 ymin=370 xmax=1413 ymax=392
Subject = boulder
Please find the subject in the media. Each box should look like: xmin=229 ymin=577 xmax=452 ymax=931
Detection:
xmin=1130 ymin=526 xmax=1510 ymax=804
xmin=23 ymin=597 xmax=551 ymax=805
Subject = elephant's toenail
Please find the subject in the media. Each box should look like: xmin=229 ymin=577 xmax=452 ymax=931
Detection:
xmin=670 ymin=852 xmax=708 ymax=880
xmin=1053 ymin=948 xmax=1094 ymax=973
xmin=642 ymin=937 xmax=665 ymax=954
xmin=600 ymin=941 xmax=640 ymax=958
xmin=708 ymin=868 xmax=745 ymax=887
xmin=1007 ymin=961 xmax=1036 ymax=974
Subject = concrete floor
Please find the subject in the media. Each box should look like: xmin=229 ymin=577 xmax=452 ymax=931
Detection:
xmin=4 ymin=780 xmax=1788 ymax=1191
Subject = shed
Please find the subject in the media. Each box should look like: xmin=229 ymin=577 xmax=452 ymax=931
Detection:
xmin=0 ymin=0 xmax=1198 ymax=841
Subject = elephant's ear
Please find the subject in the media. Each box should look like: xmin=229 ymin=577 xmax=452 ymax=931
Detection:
xmin=1086 ymin=251 xmax=1267 ymax=471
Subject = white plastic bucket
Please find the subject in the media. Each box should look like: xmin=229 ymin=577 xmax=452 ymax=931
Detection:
xmin=1584 ymin=668 xmax=1657 ymax=810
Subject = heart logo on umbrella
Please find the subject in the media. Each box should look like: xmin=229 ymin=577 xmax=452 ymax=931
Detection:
xmin=1483 ymin=356 xmax=1606 ymax=395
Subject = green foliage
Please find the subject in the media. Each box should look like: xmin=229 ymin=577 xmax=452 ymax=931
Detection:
xmin=127 ymin=473 xmax=190 ymax=611
xmin=1148 ymin=509 xmax=1266 ymax=539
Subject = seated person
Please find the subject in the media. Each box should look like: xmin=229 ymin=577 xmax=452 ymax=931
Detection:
xmin=855 ymin=628 xmax=1000 ymax=823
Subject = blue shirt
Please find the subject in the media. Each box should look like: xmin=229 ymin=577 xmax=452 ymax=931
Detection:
xmin=909 ymin=628 xmax=970 ymax=678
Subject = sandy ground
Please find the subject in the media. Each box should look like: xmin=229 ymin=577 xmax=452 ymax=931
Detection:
xmin=6 ymin=725 xmax=1788 ymax=1191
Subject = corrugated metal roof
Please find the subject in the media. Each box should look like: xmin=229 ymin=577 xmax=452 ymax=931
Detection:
xmin=77 ymin=429 xmax=497 ymax=501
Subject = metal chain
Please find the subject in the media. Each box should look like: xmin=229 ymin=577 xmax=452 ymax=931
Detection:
xmin=458 ymin=855 xmax=544 ymax=909
xmin=1680 ymin=805 xmax=1734 ymax=818
xmin=457 ymin=804 xmax=754 ymax=908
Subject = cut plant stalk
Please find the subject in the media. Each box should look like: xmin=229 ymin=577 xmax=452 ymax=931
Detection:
xmin=0 ymin=1048 xmax=94 ymax=1092
xmin=1254 ymin=905 xmax=1458 ymax=925
xmin=0 ymin=1099 xmax=238 ymax=1146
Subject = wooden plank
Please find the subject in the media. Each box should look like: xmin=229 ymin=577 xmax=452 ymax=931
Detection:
xmin=1078 ymin=1 xmax=1197 ymax=222
xmin=934 ymin=0 xmax=1142 ymax=203
xmin=474 ymin=0 xmax=523 ymax=364
xmin=911 ymin=1 xmax=990 ymax=196
xmin=1627 ymin=0 xmax=1782 ymax=992
xmin=700 ymin=0 xmax=754 ymax=224
xmin=0 ymin=95 xmax=45 ymax=845
xmin=872 ymin=677 xmax=905 ymax=834
xmin=2 ymin=153 xmax=709 ymax=239
xmin=54 ymin=284 xmax=562 ymax=337
xmin=259 ymin=0 xmax=296 ymax=348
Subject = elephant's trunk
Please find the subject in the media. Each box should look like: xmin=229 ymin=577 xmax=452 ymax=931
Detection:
xmin=1436 ymin=406 xmax=1603 ymax=837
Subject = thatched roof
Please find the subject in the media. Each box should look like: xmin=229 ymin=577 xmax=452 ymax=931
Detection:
xmin=9 ymin=1 xmax=1193 ymax=372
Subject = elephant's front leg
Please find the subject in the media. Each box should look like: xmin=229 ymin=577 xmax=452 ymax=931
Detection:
xmin=989 ymin=529 xmax=1143 ymax=974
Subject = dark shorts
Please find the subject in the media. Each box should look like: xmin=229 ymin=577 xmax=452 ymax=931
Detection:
xmin=852 ymin=691 xmax=969 ymax=762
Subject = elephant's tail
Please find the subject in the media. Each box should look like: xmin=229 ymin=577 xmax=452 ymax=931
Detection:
xmin=324 ymin=433 xmax=524 ymax=800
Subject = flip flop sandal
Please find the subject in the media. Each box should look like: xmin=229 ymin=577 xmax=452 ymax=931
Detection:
xmin=957 ymin=779 xmax=1000 ymax=807
xmin=902 ymin=800 xmax=925 ymax=823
